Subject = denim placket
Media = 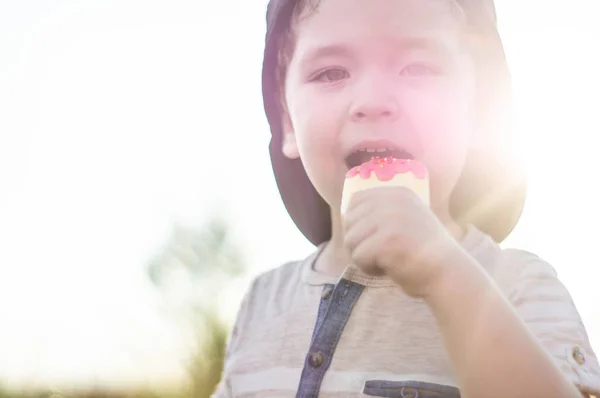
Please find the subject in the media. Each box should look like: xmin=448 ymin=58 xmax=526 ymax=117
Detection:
xmin=296 ymin=279 xmax=365 ymax=398
xmin=310 ymin=284 xmax=335 ymax=344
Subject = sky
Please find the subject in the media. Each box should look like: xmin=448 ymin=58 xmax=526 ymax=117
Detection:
xmin=0 ymin=0 xmax=599 ymax=391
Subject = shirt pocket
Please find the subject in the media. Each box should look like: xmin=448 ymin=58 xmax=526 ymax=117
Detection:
xmin=362 ymin=380 xmax=461 ymax=398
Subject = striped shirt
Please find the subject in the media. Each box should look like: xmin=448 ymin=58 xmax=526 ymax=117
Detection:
xmin=213 ymin=225 xmax=600 ymax=397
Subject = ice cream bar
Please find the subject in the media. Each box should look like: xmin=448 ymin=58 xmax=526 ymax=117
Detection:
xmin=341 ymin=157 xmax=430 ymax=214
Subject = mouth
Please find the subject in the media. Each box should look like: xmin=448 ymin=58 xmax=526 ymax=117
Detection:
xmin=344 ymin=147 xmax=414 ymax=169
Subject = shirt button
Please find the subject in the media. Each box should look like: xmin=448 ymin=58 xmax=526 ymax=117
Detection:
xmin=321 ymin=287 xmax=333 ymax=300
xmin=572 ymin=346 xmax=586 ymax=365
xmin=401 ymin=387 xmax=419 ymax=398
xmin=308 ymin=352 xmax=324 ymax=368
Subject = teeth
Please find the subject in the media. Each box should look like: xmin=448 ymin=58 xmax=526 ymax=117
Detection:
xmin=356 ymin=147 xmax=395 ymax=153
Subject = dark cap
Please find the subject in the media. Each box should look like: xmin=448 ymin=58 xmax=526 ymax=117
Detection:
xmin=262 ymin=0 xmax=527 ymax=245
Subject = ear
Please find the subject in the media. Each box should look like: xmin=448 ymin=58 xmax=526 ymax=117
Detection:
xmin=281 ymin=112 xmax=300 ymax=159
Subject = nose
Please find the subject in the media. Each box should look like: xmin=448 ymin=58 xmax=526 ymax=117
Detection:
xmin=350 ymin=74 xmax=400 ymax=123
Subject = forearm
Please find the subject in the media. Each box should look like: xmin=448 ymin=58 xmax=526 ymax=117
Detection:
xmin=425 ymin=249 xmax=580 ymax=398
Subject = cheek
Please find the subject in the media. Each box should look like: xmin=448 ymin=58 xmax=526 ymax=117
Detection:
xmin=285 ymin=85 xmax=347 ymax=202
xmin=402 ymin=82 xmax=473 ymax=170
xmin=287 ymin=88 xmax=343 ymax=160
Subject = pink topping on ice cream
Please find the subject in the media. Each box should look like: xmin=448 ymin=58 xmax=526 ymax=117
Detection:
xmin=346 ymin=157 xmax=427 ymax=181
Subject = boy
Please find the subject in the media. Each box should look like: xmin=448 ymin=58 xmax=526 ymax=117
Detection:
xmin=214 ymin=0 xmax=600 ymax=396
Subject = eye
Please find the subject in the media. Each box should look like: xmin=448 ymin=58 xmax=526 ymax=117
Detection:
xmin=311 ymin=67 xmax=349 ymax=83
xmin=400 ymin=63 xmax=440 ymax=77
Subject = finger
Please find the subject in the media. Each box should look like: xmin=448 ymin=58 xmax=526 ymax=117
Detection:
xmin=343 ymin=189 xmax=373 ymax=219
xmin=346 ymin=194 xmax=421 ymax=238
xmin=346 ymin=186 xmax=389 ymax=209
xmin=343 ymin=213 xmax=379 ymax=255
xmin=349 ymin=231 xmax=386 ymax=276
xmin=344 ymin=186 xmax=407 ymax=228
xmin=346 ymin=186 xmax=420 ymax=219
xmin=343 ymin=194 xmax=378 ymax=233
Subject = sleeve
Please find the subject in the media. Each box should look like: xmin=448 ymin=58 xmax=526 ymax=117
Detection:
xmin=211 ymin=277 xmax=258 ymax=398
xmin=504 ymin=251 xmax=600 ymax=396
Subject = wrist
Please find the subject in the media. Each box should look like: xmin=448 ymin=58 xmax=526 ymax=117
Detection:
xmin=423 ymin=245 xmax=490 ymax=308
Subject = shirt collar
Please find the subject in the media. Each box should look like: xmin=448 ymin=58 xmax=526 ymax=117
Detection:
xmin=300 ymin=224 xmax=497 ymax=287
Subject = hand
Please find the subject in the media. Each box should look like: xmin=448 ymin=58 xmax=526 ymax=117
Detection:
xmin=343 ymin=186 xmax=465 ymax=298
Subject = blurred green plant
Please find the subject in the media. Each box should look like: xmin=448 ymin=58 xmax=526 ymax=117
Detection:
xmin=147 ymin=214 xmax=247 ymax=398
xmin=0 ymin=216 xmax=244 ymax=398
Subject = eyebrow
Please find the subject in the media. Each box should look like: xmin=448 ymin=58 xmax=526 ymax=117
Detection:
xmin=300 ymin=37 xmax=455 ymax=64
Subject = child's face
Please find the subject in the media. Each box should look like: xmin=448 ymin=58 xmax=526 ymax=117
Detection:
xmin=281 ymin=0 xmax=477 ymax=213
